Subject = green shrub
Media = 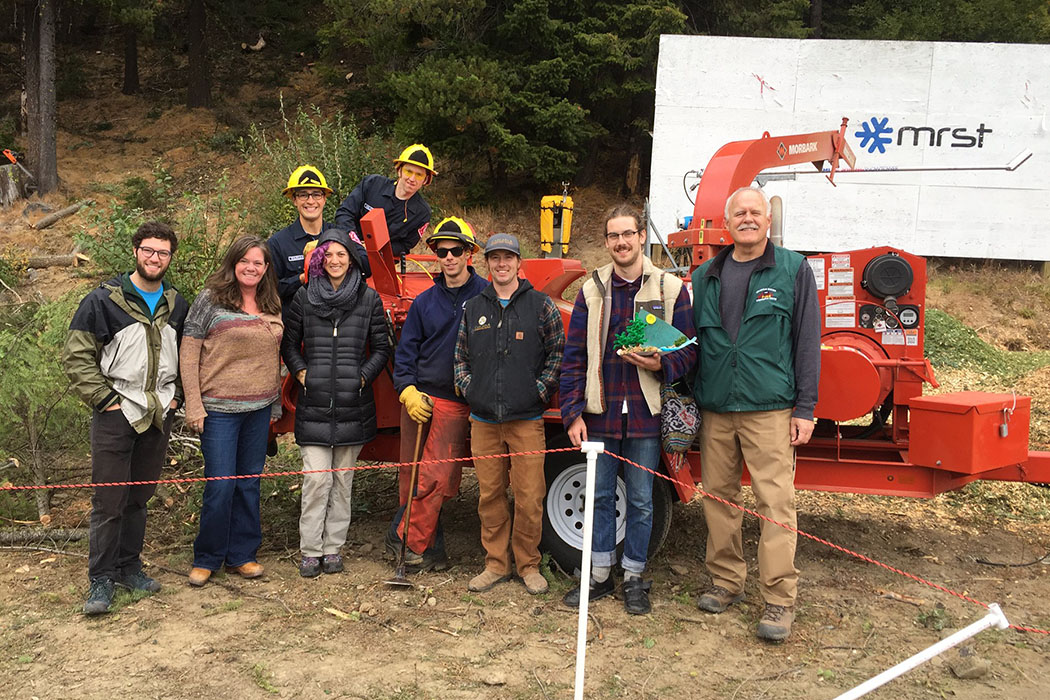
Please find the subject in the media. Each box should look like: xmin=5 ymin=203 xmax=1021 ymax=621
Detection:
xmin=77 ymin=172 xmax=246 ymax=301
xmin=240 ymin=97 xmax=388 ymax=236
xmin=0 ymin=294 xmax=90 ymax=520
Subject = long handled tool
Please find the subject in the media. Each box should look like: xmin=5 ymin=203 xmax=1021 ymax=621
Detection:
xmin=384 ymin=417 xmax=426 ymax=587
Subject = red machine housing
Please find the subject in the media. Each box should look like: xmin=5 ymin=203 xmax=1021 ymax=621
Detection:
xmin=664 ymin=121 xmax=1050 ymax=498
xmin=274 ymin=122 xmax=1050 ymax=500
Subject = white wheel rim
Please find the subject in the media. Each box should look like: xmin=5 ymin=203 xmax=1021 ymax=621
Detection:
xmin=546 ymin=461 xmax=627 ymax=552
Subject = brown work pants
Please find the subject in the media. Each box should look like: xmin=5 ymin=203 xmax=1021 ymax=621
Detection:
xmin=470 ymin=418 xmax=546 ymax=578
xmin=700 ymin=408 xmax=798 ymax=607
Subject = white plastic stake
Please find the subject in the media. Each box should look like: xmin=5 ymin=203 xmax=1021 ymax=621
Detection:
xmin=835 ymin=603 xmax=1009 ymax=700
xmin=573 ymin=441 xmax=603 ymax=700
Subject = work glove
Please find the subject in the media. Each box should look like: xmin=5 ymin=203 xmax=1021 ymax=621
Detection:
xmin=399 ymin=386 xmax=433 ymax=423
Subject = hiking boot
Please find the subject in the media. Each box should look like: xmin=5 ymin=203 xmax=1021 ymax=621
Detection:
xmin=226 ymin=561 xmax=265 ymax=578
xmin=757 ymin=604 xmax=794 ymax=641
xmin=697 ymin=585 xmax=744 ymax=614
xmin=188 ymin=567 xmax=212 ymax=587
xmin=299 ymin=556 xmax=321 ymax=578
xmin=321 ymin=554 xmax=343 ymax=574
xmin=117 ymin=570 xmax=162 ymax=593
xmin=84 ymin=577 xmax=114 ymax=615
xmin=521 ymin=570 xmax=549 ymax=595
xmin=383 ymin=528 xmax=401 ymax=560
xmin=562 ymin=575 xmax=616 ymax=608
xmin=468 ymin=569 xmax=510 ymax=592
xmin=386 ymin=530 xmax=449 ymax=572
xmin=622 ymin=578 xmax=652 ymax=615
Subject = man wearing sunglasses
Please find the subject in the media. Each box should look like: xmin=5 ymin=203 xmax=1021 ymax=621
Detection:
xmin=386 ymin=216 xmax=489 ymax=572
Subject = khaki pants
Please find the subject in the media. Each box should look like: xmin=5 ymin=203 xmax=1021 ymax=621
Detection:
xmin=299 ymin=444 xmax=363 ymax=557
xmin=470 ymin=418 xmax=546 ymax=577
xmin=700 ymin=408 xmax=798 ymax=607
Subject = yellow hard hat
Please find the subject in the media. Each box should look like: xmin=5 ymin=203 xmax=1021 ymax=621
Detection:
xmin=426 ymin=216 xmax=479 ymax=252
xmin=282 ymin=165 xmax=333 ymax=197
xmin=394 ymin=144 xmax=437 ymax=179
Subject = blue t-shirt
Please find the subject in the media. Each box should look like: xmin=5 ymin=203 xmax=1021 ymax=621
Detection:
xmin=133 ymin=282 xmax=164 ymax=315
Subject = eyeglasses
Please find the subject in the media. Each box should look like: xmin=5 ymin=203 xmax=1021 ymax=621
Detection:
xmin=605 ymin=229 xmax=640 ymax=242
xmin=435 ymin=245 xmax=466 ymax=258
xmin=137 ymin=246 xmax=172 ymax=260
xmin=294 ymin=191 xmax=326 ymax=200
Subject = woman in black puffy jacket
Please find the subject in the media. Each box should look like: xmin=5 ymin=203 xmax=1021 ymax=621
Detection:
xmin=281 ymin=228 xmax=391 ymax=578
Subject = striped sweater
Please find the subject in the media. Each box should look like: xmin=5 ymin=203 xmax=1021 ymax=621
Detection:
xmin=179 ymin=289 xmax=283 ymax=423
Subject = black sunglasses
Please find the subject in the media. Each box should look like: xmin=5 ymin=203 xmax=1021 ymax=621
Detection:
xmin=435 ymin=245 xmax=466 ymax=258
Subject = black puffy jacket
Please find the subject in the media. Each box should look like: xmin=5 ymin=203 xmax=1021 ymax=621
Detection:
xmin=280 ymin=249 xmax=392 ymax=446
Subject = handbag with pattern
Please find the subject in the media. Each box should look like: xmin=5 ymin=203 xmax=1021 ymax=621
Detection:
xmin=660 ymin=380 xmax=700 ymax=454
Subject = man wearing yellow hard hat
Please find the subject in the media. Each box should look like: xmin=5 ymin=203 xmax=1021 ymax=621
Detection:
xmin=385 ymin=217 xmax=488 ymax=573
xmin=335 ymin=144 xmax=436 ymax=258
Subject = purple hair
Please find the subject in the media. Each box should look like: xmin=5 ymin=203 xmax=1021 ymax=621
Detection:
xmin=307 ymin=241 xmax=330 ymax=281
xmin=307 ymin=240 xmax=355 ymax=282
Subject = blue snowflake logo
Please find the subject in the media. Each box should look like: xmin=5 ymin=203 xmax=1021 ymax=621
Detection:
xmin=854 ymin=117 xmax=894 ymax=154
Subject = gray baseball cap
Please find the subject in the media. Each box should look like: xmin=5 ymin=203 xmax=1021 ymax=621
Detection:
xmin=484 ymin=232 xmax=521 ymax=257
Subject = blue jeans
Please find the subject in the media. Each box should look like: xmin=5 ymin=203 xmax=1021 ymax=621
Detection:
xmin=592 ymin=436 xmax=660 ymax=574
xmin=193 ymin=407 xmax=270 ymax=570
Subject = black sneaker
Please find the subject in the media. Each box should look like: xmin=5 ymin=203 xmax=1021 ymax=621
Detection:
xmin=299 ymin=556 xmax=321 ymax=578
xmin=562 ymin=575 xmax=616 ymax=607
xmin=321 ymin=554 xmax=343 ymax=574
xmin=622 ymin=577 xmax=652 ymax=615
xmin=84 ymin=577 xmax=115 ymax=615
xmin=117 ymin=571 xmax=162 ymax=593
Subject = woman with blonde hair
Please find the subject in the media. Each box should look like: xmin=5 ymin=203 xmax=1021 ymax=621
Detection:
xmin=181 ymin=235 xmax=283 ymax=587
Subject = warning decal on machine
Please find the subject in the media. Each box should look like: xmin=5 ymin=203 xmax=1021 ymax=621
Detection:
xmin=825 ymin=297 xmax=856 ymax=328
xmin=881 ymin=329 xmax=905 ymax=345
xmin=831 ymin=254 xmax=851 ymax=269
xmin=808 ymin=257 xmax=825 ymax=290
xmin=905 ymin=329 xmax=919 ymax=346
xmin=828 ymin=269 xmax=854 ymax=287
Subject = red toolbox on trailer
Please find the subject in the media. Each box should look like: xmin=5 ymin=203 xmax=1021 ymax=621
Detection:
xmin=908 ymin=392 xmax=1031 ymax=473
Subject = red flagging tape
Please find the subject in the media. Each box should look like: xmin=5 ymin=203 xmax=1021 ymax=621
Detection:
xmin=1 ymin=445 xmax=1045 ymax=635
xmin=607 ymin=451 xmax=1050 ymax=636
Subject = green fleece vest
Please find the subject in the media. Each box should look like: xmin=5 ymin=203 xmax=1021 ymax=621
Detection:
xmin=692 ymin=245 xmax=803 ymax=413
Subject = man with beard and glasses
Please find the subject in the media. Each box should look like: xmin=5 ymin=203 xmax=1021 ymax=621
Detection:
xmin=64 ymin=221 xmax=189 ymax=615
xmin=559 ymin=204 xmax=695 ymax=615
xmin=385 ymin=217 xmax=489 ymax=574
xmin=691 ymin=186 xmax=819 ymax=641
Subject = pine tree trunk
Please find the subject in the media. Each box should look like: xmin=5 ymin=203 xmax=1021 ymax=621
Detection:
xmin=186 ymin=0 xmax=211 ymax=108
xmin=122 ymin=25 xmax=139 ymax=95
xmin=811 ymin=0 xmax=823 ymax=38
xmin=23 ymin=0 xmax=58 ymax=194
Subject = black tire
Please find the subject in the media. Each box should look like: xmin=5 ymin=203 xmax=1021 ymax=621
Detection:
xmin=540 ymin=448 xmax=673 ymax=574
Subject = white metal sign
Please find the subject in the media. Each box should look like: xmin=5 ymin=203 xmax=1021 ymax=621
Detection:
xmin=650 ymin=36 xmax=1050 ymax=261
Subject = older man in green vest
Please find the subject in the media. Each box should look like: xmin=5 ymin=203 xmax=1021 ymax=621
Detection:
xmin=691 ymin=186 xmax=820 ymax=641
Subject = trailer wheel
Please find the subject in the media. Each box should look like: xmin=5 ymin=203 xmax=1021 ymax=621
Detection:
xmin=540 ymin=449 xmax=673 ymax=574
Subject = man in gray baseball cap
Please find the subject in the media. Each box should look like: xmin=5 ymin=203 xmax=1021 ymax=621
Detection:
xmin=483 ymin=232 xmax=521 ymax=257
xmin=454 ymin=231 xmax=564 ymax=596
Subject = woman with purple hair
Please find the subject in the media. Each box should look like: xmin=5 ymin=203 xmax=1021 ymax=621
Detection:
xmin=280 ymin=228 xmax=391 ymax=577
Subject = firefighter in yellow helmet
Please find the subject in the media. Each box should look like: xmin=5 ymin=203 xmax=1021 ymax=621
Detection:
xmin=335 ymin=144 xmax=437 ymax=258
xmin=270 ymin=165 xmax=369 ymax=305
xmin=385 ymin=216 xmax=488 ymax=573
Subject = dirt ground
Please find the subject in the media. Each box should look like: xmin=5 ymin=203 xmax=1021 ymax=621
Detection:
xmin=3 ymin=57 xmax=1050 ymax=700
xmin=2 ymin=472 xmax=1049 ymax=700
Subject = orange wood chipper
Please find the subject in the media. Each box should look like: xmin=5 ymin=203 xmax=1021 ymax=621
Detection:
xmin=272 ymin=120 xmax=1050 ymax=570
